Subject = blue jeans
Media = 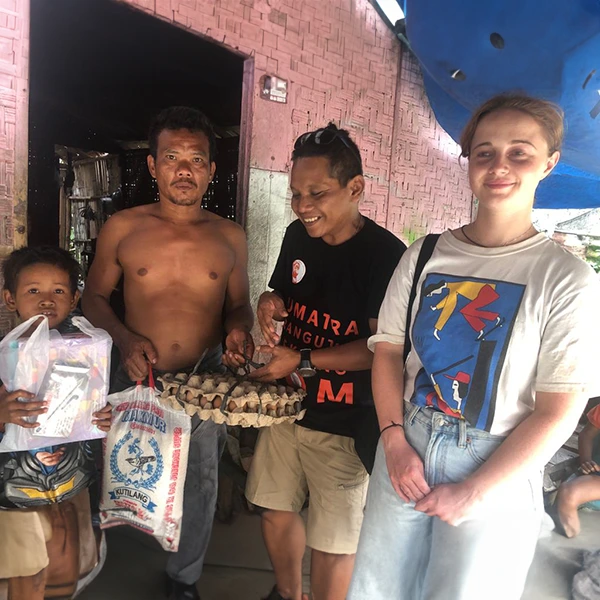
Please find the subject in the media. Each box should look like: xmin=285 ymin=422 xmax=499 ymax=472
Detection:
xmin=111 ymin=346 xmax=227 ymax=585
xmin=348 ymin=405 xmax=543 ymax=600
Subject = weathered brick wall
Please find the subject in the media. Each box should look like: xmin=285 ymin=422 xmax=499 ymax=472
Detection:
xmin=389 ymin=52 xmax=473 ymax=242
xmin=0 ymin=0 xmax=27 ymax=333
xmin=0 ymin=0 xmax=474 ymax=336
xmin=120 ymin=0 xmax=472 ymax=242
xmin=0 ymin=0 xmax=474 ymax=337
xmin=0 ymin=0 xmax=27 ymax=248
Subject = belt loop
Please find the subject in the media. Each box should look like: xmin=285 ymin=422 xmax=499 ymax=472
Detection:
xmin=404 ymin=403 xmax=421 ymax=426
xmin=458 ymin=418 xmax=467 ymax=448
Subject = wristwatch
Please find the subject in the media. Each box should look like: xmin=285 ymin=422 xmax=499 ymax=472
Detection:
xmin=297 ymin=348 xmax=316 ymax=378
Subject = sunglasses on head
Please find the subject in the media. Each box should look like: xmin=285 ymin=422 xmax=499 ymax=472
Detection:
xmin=294 ymin=127 xmax=362 ymax=165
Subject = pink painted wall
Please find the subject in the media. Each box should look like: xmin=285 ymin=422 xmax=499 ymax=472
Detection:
xmin=119 ymin=0 xmax=473 ymax=240
xmin=389 ymin=53 xmax=473 ymax=241
xmin=0 ymin=0 xmax=473 ymax=334
xmin=0 ymin=0 xmax=27 ymax=333
xmin=0 ymin=0 xmax=27 ymax=245
xmin=0 ymin=0 xmax=474 ymax=335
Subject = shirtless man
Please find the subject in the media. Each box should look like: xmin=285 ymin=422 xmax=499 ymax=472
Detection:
xmin=82 ymin=106 xmax=253 ymax=600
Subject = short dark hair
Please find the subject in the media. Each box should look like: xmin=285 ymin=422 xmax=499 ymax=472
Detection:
xmin=2 ymin=246 xmax=81 ymax=295
xmin=291 ymin=123 xmax=363 ymax=186
xmin=148 ymin=106 xmax=217 ymax=163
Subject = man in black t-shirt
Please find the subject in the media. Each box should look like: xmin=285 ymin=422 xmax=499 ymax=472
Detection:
xmin=246 ymin=124 xmax=406 ymax=600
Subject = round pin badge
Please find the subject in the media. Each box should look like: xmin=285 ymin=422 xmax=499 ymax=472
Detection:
xmin=292 ymin=259 xmax=306 ymax=284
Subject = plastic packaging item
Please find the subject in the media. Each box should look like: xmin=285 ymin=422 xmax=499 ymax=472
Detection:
xmin=100 ymin=377 xmax=191 ymax=552
xmin=33 ymin=363 xmax=91 ymax=438
xmin=0 ymin=315 xmax=111 ymax=452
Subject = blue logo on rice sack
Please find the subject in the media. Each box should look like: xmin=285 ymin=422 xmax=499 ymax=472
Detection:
xmin=110 ymin=430 xmax=164 ymax=493
xmin=121 ymin=404 xmax=167 ymax=432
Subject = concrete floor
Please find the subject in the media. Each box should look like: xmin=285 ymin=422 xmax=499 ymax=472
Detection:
xmin=78 ymin=512 xmax=310 ymax=600
xmin=523 ymin=510 xmax=600 ymax=600
xmin=78 ymin=509 xmax=600 ymax=600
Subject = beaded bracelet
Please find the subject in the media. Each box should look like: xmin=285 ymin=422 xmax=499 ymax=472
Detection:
xmin=380 ymin=422 xmax=404 ymax=435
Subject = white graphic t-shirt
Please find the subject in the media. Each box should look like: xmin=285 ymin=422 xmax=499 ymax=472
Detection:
xmin=370 ymin=231 xmax=600 ymax=436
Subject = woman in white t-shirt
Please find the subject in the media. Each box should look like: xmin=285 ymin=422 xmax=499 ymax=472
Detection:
xmin=348 ymin=94 xmax=600 ymax=600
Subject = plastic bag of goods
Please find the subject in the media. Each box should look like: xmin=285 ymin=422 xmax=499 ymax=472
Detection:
xmin=100 ymin=377 xmax=191 ymax=552
xmin=0 ymin=315 xmax=111 ymax=452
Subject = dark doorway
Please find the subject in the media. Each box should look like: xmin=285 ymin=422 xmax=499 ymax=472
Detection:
xmin=28 ymin=0 xmax=247 ymax=256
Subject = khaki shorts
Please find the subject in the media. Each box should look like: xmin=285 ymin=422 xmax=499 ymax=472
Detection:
xmin=0 ymin=488 xmax=96 ymax=582
xmin=245 ymin=422 xmax=368 ymax=555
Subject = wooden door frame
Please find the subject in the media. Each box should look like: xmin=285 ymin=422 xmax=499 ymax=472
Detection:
xmin=236 ymin=57 xmax=254 ymax=230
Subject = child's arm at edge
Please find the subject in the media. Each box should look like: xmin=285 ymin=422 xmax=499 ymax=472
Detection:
xmin=578 ymin=421 xmax=600 ymax=473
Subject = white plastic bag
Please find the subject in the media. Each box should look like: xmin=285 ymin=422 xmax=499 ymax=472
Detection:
xmin=0 ymin=315 xmax=111 ymax=452
xmin=100 ymin=377 xmax=191 ymax=552
xmin=0 ymin=314 xmax=50 ymax=396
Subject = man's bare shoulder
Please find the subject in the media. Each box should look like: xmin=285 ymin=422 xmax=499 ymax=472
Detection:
xmin=204 ymin=212 xmax=245 ymax=238
xmin=203 ymin=210 xmax=246 ymax=245
xmin=101 ymin=205 xmax=158 ymax=236
xmin=214 ymin=217 xmax=248 ymax=255
xmin=115 ymin=204 xmax=160 ymax=222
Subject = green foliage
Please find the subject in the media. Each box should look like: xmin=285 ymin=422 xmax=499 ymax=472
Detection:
xmin=585 ymin=243 xmax=600 ymax=273
xmin=404 ymin=228 xmax=421 ymax=245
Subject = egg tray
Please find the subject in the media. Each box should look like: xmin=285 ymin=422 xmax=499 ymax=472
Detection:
xmin=157 ymin=371 xmax=306 ymax=428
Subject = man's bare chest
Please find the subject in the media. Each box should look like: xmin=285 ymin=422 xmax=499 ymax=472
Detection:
xmin=118 ymin=227 xmax=235 ymax=287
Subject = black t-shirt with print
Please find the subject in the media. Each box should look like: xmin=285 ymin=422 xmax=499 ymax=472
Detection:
xmin=269 ymin=217 xmax=406 ymax=438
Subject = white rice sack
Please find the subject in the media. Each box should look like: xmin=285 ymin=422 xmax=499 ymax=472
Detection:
xmin=100 ymin=384 xmax=191 ymax=551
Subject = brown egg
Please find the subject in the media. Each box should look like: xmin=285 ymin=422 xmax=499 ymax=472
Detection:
xmin=213 ymin=397 xmax=222 ymax=409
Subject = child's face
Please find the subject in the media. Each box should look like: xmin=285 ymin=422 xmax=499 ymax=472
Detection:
xmin=3 ymin=264 xmax=79 ymax=329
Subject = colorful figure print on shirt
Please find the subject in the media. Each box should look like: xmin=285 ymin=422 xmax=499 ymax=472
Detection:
xmin=0 ymin=442 xmax=95 ymax=508
xmin=411 ymin=273 xmax=525 ymax=431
